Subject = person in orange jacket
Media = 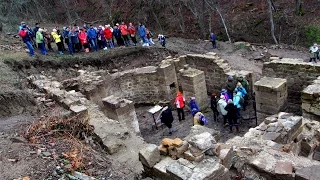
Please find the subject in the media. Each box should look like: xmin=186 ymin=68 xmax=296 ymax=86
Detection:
xmin=78 ymin=28 xmax=89 ymax=53
xmin=174 ymin=91 xmax=185 ymax=121
xmin=119 ymin=22 xmax=130 ymax=46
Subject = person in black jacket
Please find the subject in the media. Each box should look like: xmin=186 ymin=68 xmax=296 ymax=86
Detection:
xmin=160 ymin=106 xmax=174 ymax=135
xmin=210 ymin=93 xmax=219 ymax=122
xmin=225 ymin=99 xmax=239 ymax=133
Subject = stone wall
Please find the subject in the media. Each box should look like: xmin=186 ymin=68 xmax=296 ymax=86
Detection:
xmin=177 ymin=53 xmax=254 ymax=96
xmin=302 ymin=76 xmax=320 ymax=121
xmin=254 ymin=77 xmax=288 ymax=121
xmin=263 ymin=59 xmax=320 ymax=114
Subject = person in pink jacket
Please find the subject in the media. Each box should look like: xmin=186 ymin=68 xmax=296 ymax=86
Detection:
xmin=119 ymin=22 xmax=130 ymax=46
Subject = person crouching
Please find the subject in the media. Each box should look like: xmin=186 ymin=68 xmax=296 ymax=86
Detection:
xmin=192 ymin=108 xmax=207 ymax=126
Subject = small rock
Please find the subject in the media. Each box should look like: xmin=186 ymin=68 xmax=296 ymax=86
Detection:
xmin=42 ymin=152 xmax=51 ymax=157
xmin=10 ymin=136 xmax=27 ymax=143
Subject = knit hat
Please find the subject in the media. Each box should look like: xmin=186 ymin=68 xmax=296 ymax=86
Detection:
xmin=190 ymin=97 xmax=196 ymax=100
xmin=52 ymin=28 xmax=57 ymax=32
xmin=221 ymin=89 xmax=227 ymax=93
xmin=220 ymin=95 xmax=225 ymax=100
xmin=228 ymin=75 xmax=233 ymax=80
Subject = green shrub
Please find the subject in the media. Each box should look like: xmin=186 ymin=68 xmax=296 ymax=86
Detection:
xmin=305 ymin=24 xmax=320 ymax=45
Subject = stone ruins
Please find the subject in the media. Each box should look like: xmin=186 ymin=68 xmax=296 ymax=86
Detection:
xmin=27 ymin=51 xmax=320 ymax=179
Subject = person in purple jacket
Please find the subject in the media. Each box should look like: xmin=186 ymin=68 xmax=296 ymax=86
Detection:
xmin=98 ymin=26 xmax=107 ymax=50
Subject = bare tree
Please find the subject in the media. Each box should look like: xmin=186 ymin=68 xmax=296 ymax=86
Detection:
xmin=267 ymin=0 xmax=278 ymax=44
xmin=205 ymin=0 xmax=232 ymax=42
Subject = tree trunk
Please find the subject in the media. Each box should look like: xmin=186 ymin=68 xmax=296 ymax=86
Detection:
xmin=296 ymin=0 xmax=302 ymax=15
xmin=205 ymin=0 xmax=232 ymax=42
xmin=267 ymin=0 xmax=278 ymax=44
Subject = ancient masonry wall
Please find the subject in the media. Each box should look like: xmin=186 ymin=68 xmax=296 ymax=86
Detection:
xmin=254 ymin=77 xmax=288 ymax=121
xmin=177 ymin=53 xmax=254 ymax=96
xmin=302 ymin=76 xmax=320 ymax=121
xmin=263 ymin=59 xmax=320 ymax=114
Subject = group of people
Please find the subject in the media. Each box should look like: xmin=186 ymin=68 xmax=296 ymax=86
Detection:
xmin=159 ymin=74 xmax=249 ymax=135
xmin=18 ymin=22 xmax=167 ymax=57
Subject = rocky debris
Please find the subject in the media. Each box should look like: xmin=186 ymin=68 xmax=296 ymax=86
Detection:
xmin=219 ymin=148 xmax=235 ymax=169
xmin=139 ymin=144 xmax=161 ymax=168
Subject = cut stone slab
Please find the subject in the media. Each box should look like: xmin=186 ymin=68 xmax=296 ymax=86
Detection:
xmin=189 ymin=158 xmax=228 ymax=180
xmin=166 ymin=161 xmax=193 ymax=180
xmin=254 ymin=77 xmax=287 ymax=92
xmin=184 ymin=125 xmax=220 ymax=142
xmin=219 ymin=148 xmax=235 ymax=169
xmin=153 ymin=157 xmax=176 ymax=178
xmin=139 ymin=144 xmax=161 ymax=168
xmin=295 ymin=165 xmax=320 ymax=180
xmin=184 ymin=150 xmax=204 ymax=162
xmin=262 ymin=132 xmax=281 ymax=142
xmin=274 ymin=161 xmax=293 ymax=176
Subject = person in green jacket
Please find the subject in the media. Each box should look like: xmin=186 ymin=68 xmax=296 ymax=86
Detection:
xmin=36 ymin=28 xmax=47 ymax=55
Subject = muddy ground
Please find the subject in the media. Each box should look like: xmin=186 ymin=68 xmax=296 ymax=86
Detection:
xmin=0 ymin=36 xmax=310 ymax=179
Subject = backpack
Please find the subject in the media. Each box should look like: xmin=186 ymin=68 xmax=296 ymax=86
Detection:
xmin=239 ymin=96 xmax=244 ymax=106
xmin=19 ymin=30 xmax=26 ymax=38
xmin=199 ymin=114 xmax=207 ymax=125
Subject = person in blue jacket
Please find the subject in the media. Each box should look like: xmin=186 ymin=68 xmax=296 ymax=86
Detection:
xmin=138 ymin=23 xmax=149 ymax=46
xmin=233 ymin=91 xmax=242 ymax=119
xmin=113 ymin=25 xmax=124 ymax=46
xmin=235 ymin=82 xmax=247 ymax=97
xmin=189 ymin=97 xmax=199 ymax=116
xmin=87 ymin=25 xmax=98 ymax=51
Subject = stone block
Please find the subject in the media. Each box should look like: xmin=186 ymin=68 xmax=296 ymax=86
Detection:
xmin=189 ymin=158 xmax=227 ymax=180
xmin=183 ymin=150 xmax=204 ymax=162
xmin=105 ymin=140 xmax=123 ymax=155
xmin=153 ymin=157 xmax=176 ymax=178
xmin=70 ymin=105 xmax=88 ymax=123
xmin=205 ymin=144 xmax=221 ymax=156
xmin=176 ymin=141 xmax=189 ymax=155
xmin=187 ymin=132 xmax=216 ymax=151
xmin=254 ymin=77 xmax=287 ymax=92
xmin=177 ymin=158 xmax=196 ymax=169
xmin=313 ymin=146 xmax=320 ymax=161
xmin=184 ymin=125 xmax=220 ymax=142
xmin=262 ymin=132 xmax=281 ymax=142
xmin=166 ymin=161 xmax=193 ymax=179
xmin=219 ymin=148 xmax=235 ymax=169
xmin=274 ymin=161 xmax=293 ymax=177
xmin=139 ymin=144 xmax=161 ymax=168
xmin=162 ymin=138 xmax=174 ymax=147
xmin=159 ymin=145 xmax=168 ymax=156
xmin=173 ymin=138 xmax=183 ymax=147
xmin=295 ymin=165 xmax=320 ymax=180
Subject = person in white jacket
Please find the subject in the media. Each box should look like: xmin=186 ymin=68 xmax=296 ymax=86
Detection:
xmin=217 ymin=95 xmax=228 ymax=126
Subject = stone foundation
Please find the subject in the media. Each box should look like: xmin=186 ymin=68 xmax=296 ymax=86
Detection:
xmin=254 ymin=77 xmax=288 ymax=121
xmin=102 ymin=95 xmax=140 ymax=135
xmin=302 ymin=76 xmax=320 ymax=121
xmin=263 ymin=59 xmax=320 ymax=114
xmin=179 ymin=67 xmax=208 ymax=110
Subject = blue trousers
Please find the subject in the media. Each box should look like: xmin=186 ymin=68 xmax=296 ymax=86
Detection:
xmin=90 ymin=39 xmax=98 ymax=51
xmin=68 ymin=43 xmax=74 ymax=55
xmin=38 ymin=43 xmax=47 ymax=55
xmin=25 ymin=41 xmax=34 ymax=56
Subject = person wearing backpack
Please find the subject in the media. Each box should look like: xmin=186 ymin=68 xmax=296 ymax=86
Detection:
xmin=128 ymin=23 xmax=137 ymax=46
xmin=236 ymin=79 xmax=248 ymax=110
xmin=19 ymin=24 xmax=35 ymax=56
xmin=189 ymin=97 xmax=199 ymax=116
xmin=146 ymin=27 xmax=155 ymax=45
xmin=225 ymin=99 xmax=239 ymax=133
xmin=52 ymin=29 xmax=64 ymax=55
xmin=160 ymin=106 xmax=174 ymax=135
xmin=192 ymin=108 xmax=207 ymax=126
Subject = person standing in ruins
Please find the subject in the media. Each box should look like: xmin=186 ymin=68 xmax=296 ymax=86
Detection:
xmin=104 ymin=25 xmax=114 ymax=49
xmin=226 ymin=75 xmax=236 ymax=99
xmin=160 ymin=106 xmax=174 ymax=135
xmin=128 ymin=23 xmax=137 ymax=46
xmin=309 ymin=43 xmax=318 ymax=63
xmin=225 ymin=99 xmax=239 ymax=133
xmin=87 ymin=25 xmax=98 ymax=51
xmin=78 ymin=28 xmax=89 ymax=53
xmin=174 ymin=91 xmax=185 ymax=121
xmin=189 ymin=97 xmax=199 ymax=116
xmin=138 ymin=23 xmax=149 ymax=46
xmin=210 ymin=93 xmax=219 ymax=122
xmin=232 ymin=90 xmax=242 ymax=120
xmin=113 ymin=24 xmax=124 ymax=46
xmin=217 ymin=95 xmax=228 ymax=126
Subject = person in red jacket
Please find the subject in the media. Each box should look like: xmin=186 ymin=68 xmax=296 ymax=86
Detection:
xmin=174 ymin=91 xmax=185 ymax=121
xmin=78 ymin=28 xmax=89 ymax=53
xmin=104 ymin=25 xmax=114 ymax=49
xmin=128 ymin=22 xmax=137 ymax=46
xmin=119 ymin=22 xmax=130 ymax=46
